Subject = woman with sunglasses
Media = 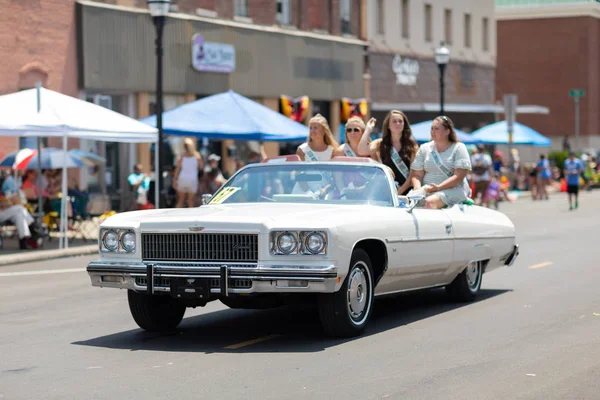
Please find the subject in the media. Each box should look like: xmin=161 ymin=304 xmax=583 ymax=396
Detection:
xmin=409 ymin=116 xmax=472 ymax=209
xmin=358 ymin=110 xmax=418 ymax=195
xmin=333 ymin=116 xmax=365 ymax=158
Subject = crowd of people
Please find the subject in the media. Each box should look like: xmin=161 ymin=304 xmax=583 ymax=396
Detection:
xmin=129 ymin=111 xmax=600 ymax=211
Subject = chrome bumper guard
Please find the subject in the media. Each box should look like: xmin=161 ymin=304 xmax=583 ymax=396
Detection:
xmin=87 ymin=260 xmax=339 ymax=295
xmin=504 ymin=244 xmax=519 ymax=267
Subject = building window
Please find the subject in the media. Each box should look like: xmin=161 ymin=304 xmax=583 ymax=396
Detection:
xmin=424 ymin=4 xmax=432 ymax=42
xmin=376 ymin=0 xmax=385 ymax=35
xmin=276 ymin=0 xmax=290 ymax=25
xmin=401 ymin=0 xmax=409 ymax=38
xmin=234 ymin=0 xmax=248 ymax=17
xmin=464 ymin=13 xmax=472 ymax=48
xmin=444 ymin=9 xmax=452 ymax=45
xmin=482 ymin=17 xmax=489 ymax=51
xmin=340 ymin=0 xmax=351 ymax=34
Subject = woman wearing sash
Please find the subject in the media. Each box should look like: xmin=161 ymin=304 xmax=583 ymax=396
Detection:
xmin=410 ymin=116 xmax=472 ymax=209
xmin=358 ymin=110 xmax=417 ymax=195
xmin=296 ymin=114 xmax=338 ymax=162
xmin=294 ymin=114 xmax=338 ymax=198
xmin=333 ymin=116 xmax=365 ymax=158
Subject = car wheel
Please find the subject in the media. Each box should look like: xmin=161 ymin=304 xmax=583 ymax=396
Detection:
xmin=318 ymin=248 xmax=374 ymax=338
xmin=127 ymin=290 xmax=186 ymax=332
xmin=446 ymin=261 xmax=483 ymax=302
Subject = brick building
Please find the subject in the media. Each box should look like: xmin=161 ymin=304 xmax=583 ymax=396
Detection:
xmin=496 ymin=0 xmax=600 ymax=152
xmin=0 ymin=0 xmax=79 ymax=161
xmin=366 ymin=0 xmax=498 ymax=132
xmin=1 ymin=0 xmax=367 ymax=208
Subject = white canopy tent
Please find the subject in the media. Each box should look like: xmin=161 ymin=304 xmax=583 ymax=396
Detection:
xmin=0 ymin=86 xmax=158 ymax=249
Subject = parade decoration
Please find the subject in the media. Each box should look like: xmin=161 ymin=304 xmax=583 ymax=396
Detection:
xmin=280 ymin=95 xmax=310 ymax=122
xmin=341 ymin=97 xmax=368 ymax=123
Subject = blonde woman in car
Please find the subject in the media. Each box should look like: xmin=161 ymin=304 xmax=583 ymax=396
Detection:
xmin=296 ymin=114 xmax=339 ymax=162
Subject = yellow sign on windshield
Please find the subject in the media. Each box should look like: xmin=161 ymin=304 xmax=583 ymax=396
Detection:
xmin=209 ymin=187 xmax=240 ymax=204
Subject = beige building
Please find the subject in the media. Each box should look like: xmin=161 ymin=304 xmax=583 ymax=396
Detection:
xmin=365 ymin=0 xmax=498 ymax=132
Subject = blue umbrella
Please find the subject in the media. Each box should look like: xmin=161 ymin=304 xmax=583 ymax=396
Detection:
xmin=470 ymin=121 xmax=551 ymax=146
xmin=410 ymin=120 xmax=480 ymax=144
xmin=140 ymin=90 xmax=309 ymax=141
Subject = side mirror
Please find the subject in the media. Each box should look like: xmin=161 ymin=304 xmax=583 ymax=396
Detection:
xmin=406 ymin=194 xmax=425 ymax=213
xmin=201 ymin=194 xmax=212 ymax=205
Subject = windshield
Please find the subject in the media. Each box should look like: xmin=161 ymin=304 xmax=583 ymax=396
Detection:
xmin=208 ymin=164 xmax=395 ymax=207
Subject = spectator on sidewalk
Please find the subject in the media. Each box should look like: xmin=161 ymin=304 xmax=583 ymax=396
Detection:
xmin=173 ymin=138 xmax=203 ymax=208
xmin=471 ymin=144 xmax=493 ymax=205
xmin=127 ymin=164 xmax=151 ymax=210
xmin=563 ymin=151 xmax=584 ymax=210
xmin=536 ymin=153 xmax=552 ymax=200
xmin=0 ymin=196 xmax=40 ymax=249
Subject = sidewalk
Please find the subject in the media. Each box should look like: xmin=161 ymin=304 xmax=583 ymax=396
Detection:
xmin=0 ymin=236 xmax=97 ymax=266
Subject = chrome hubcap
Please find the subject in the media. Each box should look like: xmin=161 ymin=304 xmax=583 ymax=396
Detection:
xmin=347 ymin=267 xmax=368 ymax=319
xmin=466 ymin=262 xmax=480 ymax=290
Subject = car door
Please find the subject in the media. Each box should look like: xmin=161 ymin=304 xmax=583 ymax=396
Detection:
xmin=378 ymin=208 xmax=454 ymax=295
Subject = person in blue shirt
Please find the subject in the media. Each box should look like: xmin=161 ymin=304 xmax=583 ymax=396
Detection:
xmin=536 ymin=154 xmax=552 ymax=200
xmin=127 ymin=164 xmax=151 ymax=209
xmin=563 ymin=151 xmax=584 ymax=210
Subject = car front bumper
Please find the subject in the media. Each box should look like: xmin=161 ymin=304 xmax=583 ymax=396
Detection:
xmin=87 ymin=260 xmax=339 ymax=296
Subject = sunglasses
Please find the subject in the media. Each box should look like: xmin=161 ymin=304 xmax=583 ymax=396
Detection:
xmin=346 ymin=127 xmax=362 ymax=133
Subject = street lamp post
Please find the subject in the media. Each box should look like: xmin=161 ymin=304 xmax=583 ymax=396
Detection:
xmin=147 ymin=0 xmax=170 ymax=208
xmin=435 ymin=42 xmax=450 ymax=116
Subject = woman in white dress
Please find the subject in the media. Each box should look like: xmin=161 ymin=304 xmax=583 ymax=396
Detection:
xmin=410 ymin=116 xmax=472 ymax=209
xmin=173 ymin=138 xmax=204 ymax=208
xmin=296 ymin=114 xmax=338 ymax=162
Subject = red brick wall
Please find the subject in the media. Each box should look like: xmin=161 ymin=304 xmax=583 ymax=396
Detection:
xmin=0 ymin=0 xmax=78 ymax=160
xmin=248 ymin=0 xmax=276 ymax=25
xmin=496 ymin=17 xmax=599 ymax=141
xmin=306 ymin=0 xmax=331 ymax=32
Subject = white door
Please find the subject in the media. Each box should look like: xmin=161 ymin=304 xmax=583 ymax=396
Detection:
xmin=377 ymin=208 xmax=454 ymax=295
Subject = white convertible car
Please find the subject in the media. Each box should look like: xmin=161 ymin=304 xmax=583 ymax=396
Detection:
xmin=87 ymin=157 xmax=519 ymax=337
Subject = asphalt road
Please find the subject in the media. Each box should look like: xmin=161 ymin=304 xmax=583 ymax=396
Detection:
xmin=1 ymin=191 xmax=599 ymax=400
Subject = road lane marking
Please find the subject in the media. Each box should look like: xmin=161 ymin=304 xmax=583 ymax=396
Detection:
xmin=224 ymin=334 xmax=281 ymax=349
xmin=529 ymin=261 xmax=553 ymax=269
xmin=0 ymin=268 xmax=85 ymax=277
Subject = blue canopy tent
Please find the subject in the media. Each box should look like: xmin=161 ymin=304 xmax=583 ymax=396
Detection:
xmin=470 ymin=121 xmax=551 ymax=146
xmin=410 ymin=120 xmax=480 ymax=144
xmin=140 ymin=90 xmax=308 ymax=141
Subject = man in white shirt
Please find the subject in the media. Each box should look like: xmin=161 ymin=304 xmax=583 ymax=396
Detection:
xmin=471 ymin=144 xmax=493 ymax=205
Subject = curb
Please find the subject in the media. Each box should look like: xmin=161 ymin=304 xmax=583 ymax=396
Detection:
xmin=0 ymin=245 xmax=98 ymax=267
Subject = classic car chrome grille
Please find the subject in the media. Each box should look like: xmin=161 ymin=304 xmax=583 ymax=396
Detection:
xmin=141 ymin=233 xmax=258 ymax=262
xmin=135 ymin=277 xmax=253 ymax=289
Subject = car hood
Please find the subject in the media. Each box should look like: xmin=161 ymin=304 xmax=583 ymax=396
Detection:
xmin=101 ymin=203 xmax=387 ymax=231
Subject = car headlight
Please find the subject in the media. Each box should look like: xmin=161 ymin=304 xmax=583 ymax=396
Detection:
xmin=270 ymin=231 xmax=327 ymax=255
xmin=102 ymin=230 xmax=119 ymax=251
xmin=120 ymin=231 xmax=136 ymax=252
xmin=305 ymin=232 xmax=326 ymax=254
xmin=276 ymin=232 xmax=297 ymax=254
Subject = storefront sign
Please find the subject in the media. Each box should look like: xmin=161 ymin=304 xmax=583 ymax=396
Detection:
xmin=392 ymin=55 xmax=419 ymax=86
xmin=192 ymin=33 xmax=236 ymax=73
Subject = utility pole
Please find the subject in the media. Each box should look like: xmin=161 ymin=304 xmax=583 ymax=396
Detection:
xmin=569 ymin=89 xmax=585 ymax=151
